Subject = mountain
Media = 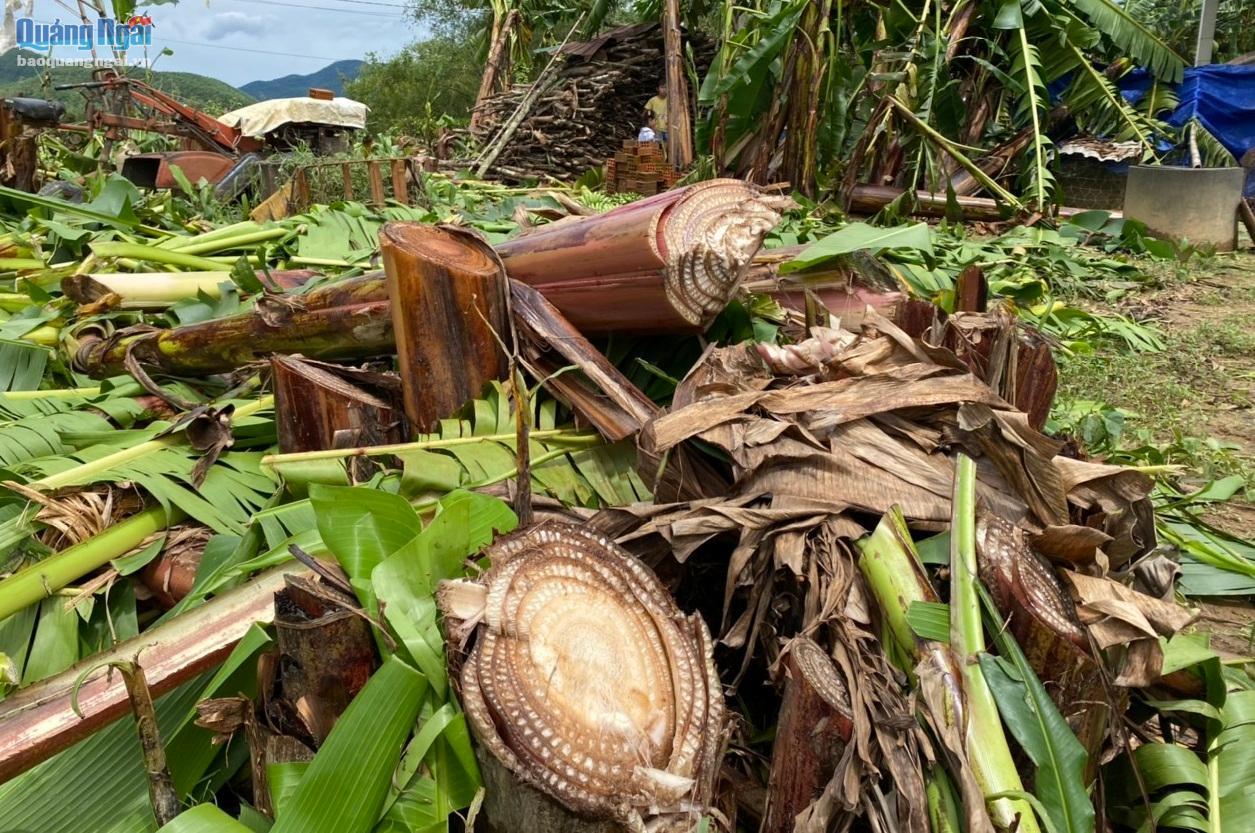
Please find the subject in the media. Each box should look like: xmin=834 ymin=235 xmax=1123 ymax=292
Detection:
xmin=240 ymin=60 xmax=364 ymax=101
xmin=0 ymin=50 xmax=255 ymax=119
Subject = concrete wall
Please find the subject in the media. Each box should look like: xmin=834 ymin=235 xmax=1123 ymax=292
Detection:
xmin=1124 ymin=165 xmax=1244 ymax=251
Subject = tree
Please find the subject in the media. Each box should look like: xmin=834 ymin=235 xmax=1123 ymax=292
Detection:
xmin=1122 ymin=0 xmax=1255 ymax=63
xmin=343 ymin=38 xmax=482 ymax=138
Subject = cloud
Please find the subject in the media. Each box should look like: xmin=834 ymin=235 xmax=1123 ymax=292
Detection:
xmin=203 ymin=11 xmax=273 ymax=42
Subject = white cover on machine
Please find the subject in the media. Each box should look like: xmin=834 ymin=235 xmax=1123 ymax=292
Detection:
xmin=218 ymin=97 xmax=368 ymax=137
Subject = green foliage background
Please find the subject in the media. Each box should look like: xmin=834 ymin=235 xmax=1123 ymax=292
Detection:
xmin=344 ymin=40 xmax=482 ymax=137
xmin=1123 ymin=0 xmax=1255 ymax=62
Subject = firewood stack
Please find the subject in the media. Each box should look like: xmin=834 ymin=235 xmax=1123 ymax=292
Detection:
xmin=606 ymin=139 xmax=679 ymax=195
xmin=471 ymin=23 xmax=711 ymax=182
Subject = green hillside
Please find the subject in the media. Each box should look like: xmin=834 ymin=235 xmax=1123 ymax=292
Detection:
xmin=0 ymin=50 xmax=255 ymax=119
xmin=240 ymin=60 xmax=365 ymax=100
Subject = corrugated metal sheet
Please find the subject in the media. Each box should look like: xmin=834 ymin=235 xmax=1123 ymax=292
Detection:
xmin=559 ymin=22 xmax=659 ymax=61
xmin=1057 ymin=136 xmax=1145 ymax=162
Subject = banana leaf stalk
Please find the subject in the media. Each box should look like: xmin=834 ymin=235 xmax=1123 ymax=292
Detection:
xmin=167 ymin=228 xmax=289 ymax=256
xmin=69 ymin=272 xmax=234 ymax=305
xmin=197 ymin=256 xmax=264 ymax=265
xmin=276 ymin=438 xmax=610 ymax=497
xmin=857 ymin=507 xmax=941 ymax=668
xmin=29 ymin=395 xmax=273 ymax=492
xmin=951 ymin=454 xmax=1041 ymax=833
xmin=155 ymin=220 xmax=264 ymax=250
xmin=0 ymin=567 xmax=299 ymax=782
xmin=858 ymin=508 xmax=995 ymax=833
xmin=287 ymin=256 xmax=356 ymax=268
xmin=0 ymin=292 xmax=35 ymax=312
xmin=0 ymin=505 xmax=182 ymax=621
xmin=0 ymin=385 xmax=105 ymax=400
xmin=886 ymin=98 xmax=1027 ymax=212
xmin=89 ymin=242 xmax=231 ymax=273
xmin=261 ymin=428 xmax=597 ymax=470
xmin=0 ymin=258 xmax=51 ymax=272
xmin=19 ymin=325 xmax=60 ymax=347
xmin=64 ymin=268 xmax=319 ymax=309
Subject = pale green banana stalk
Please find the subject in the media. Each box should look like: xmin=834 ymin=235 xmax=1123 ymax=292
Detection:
xmin=951 ymin=454 xmax=1042 ymax=833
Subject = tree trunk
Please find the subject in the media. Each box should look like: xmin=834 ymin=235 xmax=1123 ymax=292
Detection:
xmin=74 ymin=182 xmax=789 ymax=378
xmin=271 ymin=355 xmax=406 ymax=454
xmin=439 ymin=522 xmax=725 ymax=833
xmin=476 ymin=751 xmax=623 ymax=833
xmin=744 ymin=46 xmax=798 ymax=184
xmin=944 ymin=0 xmax=978 ymax=64
xmin=497 ymin=179 xmax=790 ymax=330
xmin=976 ymin=515 xmax=1111 ymax=777
xmin=849 ymin=184 xmax=1099 ymax=221
xmin=954 ymin=264 xmax=988 ymax=313
xmin=662 ymin=0 xmax=693 ymax=169
xmin=264 ymin=575 xmax=378 ymax=748
xmin=1239 ymin=199 xmax=1255 ymax=243
xmin=470 ymin=9 xmax=519 ymax=133
xmin=469 ymin=9 xmax=517 ymax=131
xmin=74 ymin=299 xmax=396 ymax=377
xmin=760 ymin=638 xmax=854 ymax=833
xmin=380 ymin=224 xmax=509 ymax=434
xmin=940 ymin=309 xmax=1059 ymax=431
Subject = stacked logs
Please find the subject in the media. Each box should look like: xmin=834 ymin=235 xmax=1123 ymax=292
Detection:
xmin=471 ymin=24 xmax=712 ymax=182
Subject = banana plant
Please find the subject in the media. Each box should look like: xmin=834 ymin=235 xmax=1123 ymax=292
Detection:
xmin=691 ymin=0 xmax=1185 ymax=207
xmin=1104 ymin=648 xmax=1255 ymax=832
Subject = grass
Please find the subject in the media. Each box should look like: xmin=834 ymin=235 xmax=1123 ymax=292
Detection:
xmin=1051 ymin=248 xmax=1255 ymax=532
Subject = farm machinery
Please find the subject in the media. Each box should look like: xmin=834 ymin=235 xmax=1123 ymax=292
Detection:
xmin=2 ymin=68 xmax=366 ymax=197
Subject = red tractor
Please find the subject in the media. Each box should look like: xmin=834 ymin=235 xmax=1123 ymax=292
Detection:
xmin=40 ymin=69 xmax=365 ymax=198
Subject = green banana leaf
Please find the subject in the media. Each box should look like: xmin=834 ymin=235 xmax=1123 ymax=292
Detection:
xmin=270 ymin=658 xmax=426 ymax=833
xmin=781 ymin=222 xmax=934 ymax=273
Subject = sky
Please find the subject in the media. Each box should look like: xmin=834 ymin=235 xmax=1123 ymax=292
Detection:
xmin=13 ymin=0 xmax=423 ymax=86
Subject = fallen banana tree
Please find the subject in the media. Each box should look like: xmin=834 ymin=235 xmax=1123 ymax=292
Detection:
xmin=440 ymin=522 xmax=725 ymax=833
xmin=0 ymin=171 xmax=1243 ymax=833
xmin=72 ymin=181 xmax=793 ymax=378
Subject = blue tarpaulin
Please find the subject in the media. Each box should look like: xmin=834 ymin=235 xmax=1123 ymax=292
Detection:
xmin=1120 ymin=65 xmax=1255 ymax=196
